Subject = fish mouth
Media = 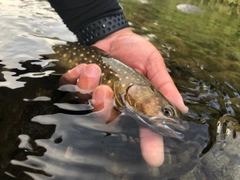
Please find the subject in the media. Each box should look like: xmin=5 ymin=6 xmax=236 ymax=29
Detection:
xmin=150 ymin=116 xmax=189 ymax=131
xmin=148 ymin=116 xmax=189 ymax=139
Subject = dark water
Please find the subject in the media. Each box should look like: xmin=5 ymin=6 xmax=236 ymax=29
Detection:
xmin=0 ymin=0 xmax=240 ymax=179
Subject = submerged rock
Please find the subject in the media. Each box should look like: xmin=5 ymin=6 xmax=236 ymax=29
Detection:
xmin=176 ymin=4 xmax=203 ymax=14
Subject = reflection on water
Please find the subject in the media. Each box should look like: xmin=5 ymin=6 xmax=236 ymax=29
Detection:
xmin=11 ymin=113 xmax=146 ymax=180
xmin=0 ymin=0 xmax=240 ymax=179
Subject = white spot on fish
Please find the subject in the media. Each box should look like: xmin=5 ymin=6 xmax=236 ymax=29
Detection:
xmin=91 ymin=55 xmax=95 ymax=58
xmin=84 ymin=57 xmax=87 ymax=60
xmin=107 ymin=80 xmax=111 ymax=84
xmin=102 ymin=73 xmax=105 ymax=76
xmin=73 ymin=52 xmax=76 ymax=56
xmin=122 ymin=84 xmax=126 ymax=88
xmin=63 ymin=54 xmax=67 ymax=57
xmin=80 ymin=54 xmax=84 ymax=57
xmin=126 ymin=76 xmax=129 ymax=79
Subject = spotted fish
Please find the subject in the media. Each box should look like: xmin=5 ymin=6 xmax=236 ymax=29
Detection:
xmin=44 ymin=42 xmax=188 ymax=138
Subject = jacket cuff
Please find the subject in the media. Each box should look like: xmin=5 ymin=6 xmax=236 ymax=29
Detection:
xmin=76 ymin=13 xmax=129 ymax=46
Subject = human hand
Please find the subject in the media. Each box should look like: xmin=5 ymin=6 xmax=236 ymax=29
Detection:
xmin=93 ymin=28 xmax=188 ymax=113
xmin=60 ymin=28 xmax=188 ymax=167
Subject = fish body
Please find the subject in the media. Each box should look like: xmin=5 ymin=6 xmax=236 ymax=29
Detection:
xmin=44 ymin=42 xmax=188 ymax=138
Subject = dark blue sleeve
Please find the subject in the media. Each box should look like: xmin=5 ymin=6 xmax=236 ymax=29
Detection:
xmin=48 ymin=0 xmax=124 ymax=35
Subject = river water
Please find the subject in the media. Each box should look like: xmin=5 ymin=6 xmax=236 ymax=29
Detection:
xmin=0 ymin=0 xmax=240 ymax=179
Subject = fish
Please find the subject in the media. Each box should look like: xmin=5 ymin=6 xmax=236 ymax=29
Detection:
xmin=43 ymin=42 xmax=189 ymax=139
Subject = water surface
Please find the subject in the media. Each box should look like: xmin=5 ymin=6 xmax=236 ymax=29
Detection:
xmin=0 ymin=0 xmax=240 ymax=179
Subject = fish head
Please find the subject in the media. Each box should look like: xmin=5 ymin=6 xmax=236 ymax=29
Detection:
xmin=114 ymin=83 xmax=189 ymax=139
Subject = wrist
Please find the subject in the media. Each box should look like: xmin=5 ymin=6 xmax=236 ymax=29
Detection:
xmin=92 ymin=27 xmax=133 ymax=53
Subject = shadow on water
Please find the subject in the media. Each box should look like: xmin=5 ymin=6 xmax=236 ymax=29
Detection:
xmin=0 ymin=0 xmax=240 ymax=179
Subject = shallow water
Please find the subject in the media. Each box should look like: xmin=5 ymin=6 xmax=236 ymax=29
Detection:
xmin=0 ymin=0 xmax=240 ymax=179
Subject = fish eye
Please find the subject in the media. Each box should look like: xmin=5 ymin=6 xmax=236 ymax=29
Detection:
xmin=162 ymin=105 xmax=176 ymax=117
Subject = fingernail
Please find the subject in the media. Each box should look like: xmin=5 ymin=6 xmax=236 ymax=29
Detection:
xmin=93 ymin=86 xmax=113 ymax=102
xmin=94 ymin=87 xmax=108 ymax=102
xmin=92 ymin=86 xmax=114 ymax=112
xmin=85 ymin=65 xmax=100 ymax=77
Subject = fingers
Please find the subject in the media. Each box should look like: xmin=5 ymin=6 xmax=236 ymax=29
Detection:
xmin=92 ymin=85 xmax=120 ymax=123
xmin=77 ymin=64 xmax=101 ymax=91
xmin=92 ymin=85 xmax=114 ymax=111
xmin=59 ymin=64 xmax=87 ymax=85
xmin=139 ymin=127 xmax=164 ymax=167
xmin=60 ymin=64 xmax=101 ymax=92
xmin=60 ymin=64 xmax=119 ymax=122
